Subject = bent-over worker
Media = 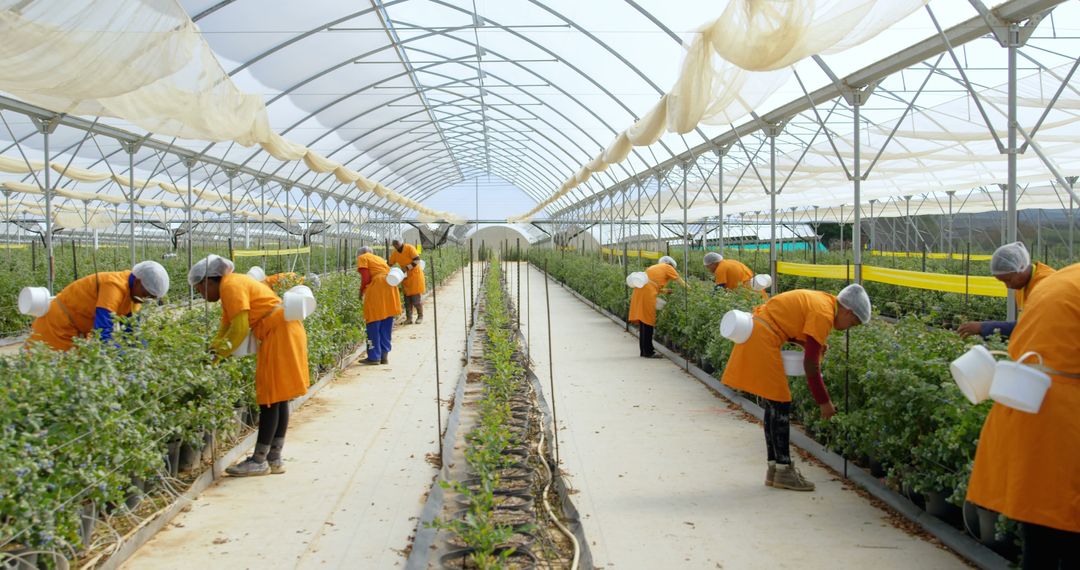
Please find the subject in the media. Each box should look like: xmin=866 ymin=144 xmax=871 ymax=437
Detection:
xmin=628 ymin=256 xmax=685 ymax=359
xmin=26 ymin=261 xmax=170 ymax=351
xmin=721 ymin=284 xmax=871 ymax=491
xmin=958 ymin=242 xmax=1055 ymax=339
xmin=357 ymin=246 xmax=401 ymax=365
xmin=389 ymin=238 xmax=425 ymax=324
xmin=965 ymin=263 xmax=1080 ymax=569
xmin=704 ymin=251 xmax=765 ymax=298
xmin=190 ymin=255 xmax=309 ymax=477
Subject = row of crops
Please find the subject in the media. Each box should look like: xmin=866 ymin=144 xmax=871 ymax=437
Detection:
xmin=0 ymin=246 xmax=466 ymax=568
xmin=528 ymin=250 xmax=1023 ymax=560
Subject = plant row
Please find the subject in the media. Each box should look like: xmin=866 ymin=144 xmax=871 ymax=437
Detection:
xmin=568 ymin=247 xmax=1008 ymax=326
xmin=433 ymin=258 xmax=545 ymax=570
xmin=0 ymin=248 xmax=467 ymax=567
xmin=530 ymin=250 xmax=1021 ymax=558
xmin=0 ymin=242 xmax=462 ymax=337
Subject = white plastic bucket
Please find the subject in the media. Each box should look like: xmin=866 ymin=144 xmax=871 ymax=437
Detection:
xmin=386 ymin=267 xmax=406 ymax=286
xmin=246 ymin=266 xmax=266 ymax=282
xmin=18 ymin=287 xmax=51 ymax=317
xmin=752 ymin=274 xmax=772 ymax=291
xmin=720 ymin=310 xmax=754 ymax=343
xmin=283 ymin=285 xmax=317 ymax=321
xmin=626 ymin=271 xmax=648 ymax=288
xmin=949 ymin=345 xmax=997 ymax=404
xmin=655 ymin=297 xmax=667 ymax=311
xmin=989 ymin=351 xmax=1052 ymax=414
xmin=782 ymin=349 xmax=804 ymax=376
xmin=231 ymin=332 xmax=257 ymax=357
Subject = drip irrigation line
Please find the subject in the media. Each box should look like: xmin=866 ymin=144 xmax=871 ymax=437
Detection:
xmin=535 ymin=403 xmax=580 ymax=570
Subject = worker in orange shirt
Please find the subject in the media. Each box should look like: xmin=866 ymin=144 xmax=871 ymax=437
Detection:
xmin=389 ymin=239 xmax=425 ymax=324
xmin=189 ymin=255 xmax=309 ymax=477
xmin=25 ymin=261 xmax=170 ymax=351
xmin=958 ymin=241 xmax=1055 ymax=338
xmin=703 ymin=251 xmax=765 ymax=298
xmin=356 ymin=246 xmax=401 ymax=365
xmin=721 ymin=284 xmax=871 ymax=492
xmin=628 ymin=256 xmax=685 ymax=358
xmin=965 ymin=264 xmax=1079 ymax=569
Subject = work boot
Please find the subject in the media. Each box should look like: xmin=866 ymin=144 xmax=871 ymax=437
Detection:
xmin=414 ymin=315 xmax=423 ymax=324
xmin=267 ymin=438 xmax=286 ymax=475
xmin=765 ymin=460 xmax=776 ymax=487
xmin=362 ymin=358 xmax=380 ymax=366
xmin=772 ymin=463 xmax=814 ymax=492
xmin=380 ymin=354 xmax=389 ymax=365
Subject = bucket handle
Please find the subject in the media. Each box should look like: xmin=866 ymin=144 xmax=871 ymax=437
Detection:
xmin=1013 ymin=351 xmax=1044 ymax=367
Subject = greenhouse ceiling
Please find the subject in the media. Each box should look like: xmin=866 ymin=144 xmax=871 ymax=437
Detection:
xmin=0 ymin=0 xmax=1076 ymax=230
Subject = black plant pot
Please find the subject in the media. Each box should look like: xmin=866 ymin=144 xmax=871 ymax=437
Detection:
xmin=78 ymin=502 xmax=97 ymax=552
xmin=962 ymin=500 xmax=981 ymax=540
xmin=868 ymin=457 xmax=886 ymax=479
xmin=179 ymin=436 xmax=205 ymax=473
xmin=925 ymin=490 xmax=961 ymax=525
xmin=165 ymin=439 xmax=182 ymax=478
xmin=976 ymin=506 xmax=1002 ymax=546
xmin=124 ymin=476 xmax=147 ymax=511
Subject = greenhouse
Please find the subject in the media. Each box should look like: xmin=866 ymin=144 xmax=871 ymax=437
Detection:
xmin=1 ymin=0 xmax=1078 ymax=569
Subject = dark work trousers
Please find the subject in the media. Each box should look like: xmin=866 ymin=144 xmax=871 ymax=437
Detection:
xmin=764 ymin=399 xmax=792 ymax=465
xmin=257 ymin=401 xmax=290 ymax=446
xmin=639 ymin=323 xmax=655 ymax=357
xmin=1021 ymin=522 xmax=1079 ymax=569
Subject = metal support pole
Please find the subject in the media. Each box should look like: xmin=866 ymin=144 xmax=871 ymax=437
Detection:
xmin=852 ymin=100 xmax=863 ymax=283
xmin=682 ymin=163 xmax=689 ymax=276
xmin=127 ymin=145 xmax=137 ymax=268
xmin=769 ymin=132 xmax=778 ymax=295
xmin=656 ymin=174 xmax=663 ymax=253
xmin=543 ymin=258 xmax=560 ymax=466
xmin=718 ymin=152 xmax=724 ymax=251
xmin=41 ymin=126 xmax=55 ymax=291
xmin=429 ymin=256 xmax=442 ymax=445
xmin=1006 ymin=23 xmax=1019 ymax=321
xmin=186 ymin=160 xmax=194 ymax=305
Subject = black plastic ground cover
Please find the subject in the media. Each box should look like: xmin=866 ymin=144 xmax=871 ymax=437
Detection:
xmin=541 ymin=269 xmax=1010 ymax=570
xmin=518 ymin=331 xmax=595 ymax=570
xmin=405 ymin=325 xmax=477 ymax=570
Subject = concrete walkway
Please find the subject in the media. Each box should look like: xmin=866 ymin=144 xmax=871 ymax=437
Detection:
xmin=506 ymin=262 xmax=966 ymax=570
xmin=124 ymin=268 xmax=474 ymax=569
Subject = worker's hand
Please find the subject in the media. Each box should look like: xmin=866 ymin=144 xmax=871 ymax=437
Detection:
xmin=819 ymin=400 xmax=837 ymax=420
xmin=957 ymin=321 xmax=982 ymax=338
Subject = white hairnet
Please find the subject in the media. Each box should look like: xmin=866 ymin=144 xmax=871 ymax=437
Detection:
xmin=188 ymin=254 xmax=235 ymax=287
xmin=990 ymin=241 xmax=1031 ymax=275
xmin=357 ymin=246 xmax=373 ymax=255
xmin=246 ymin=266 xmax=266 ymax=282
xmin=305 ymin=273 xmax=321 ymax=289
xmin=659 ymin=256 xmax=677 ymax=268
xmin=132 ymin=261 xmax=170 ymax=298
xmin=703 ymin=252 xmax=723 ymax=265
xmin=837 ymin=283 xmax=871 ymax=324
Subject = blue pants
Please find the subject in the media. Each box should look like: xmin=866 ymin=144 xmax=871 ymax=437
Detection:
xmin=365 ymin=317 xmax=393 ymax=361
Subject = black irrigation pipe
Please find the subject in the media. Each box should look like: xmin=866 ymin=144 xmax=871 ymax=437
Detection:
xmin=532 ymin=262 xmax=1011 ymax=570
